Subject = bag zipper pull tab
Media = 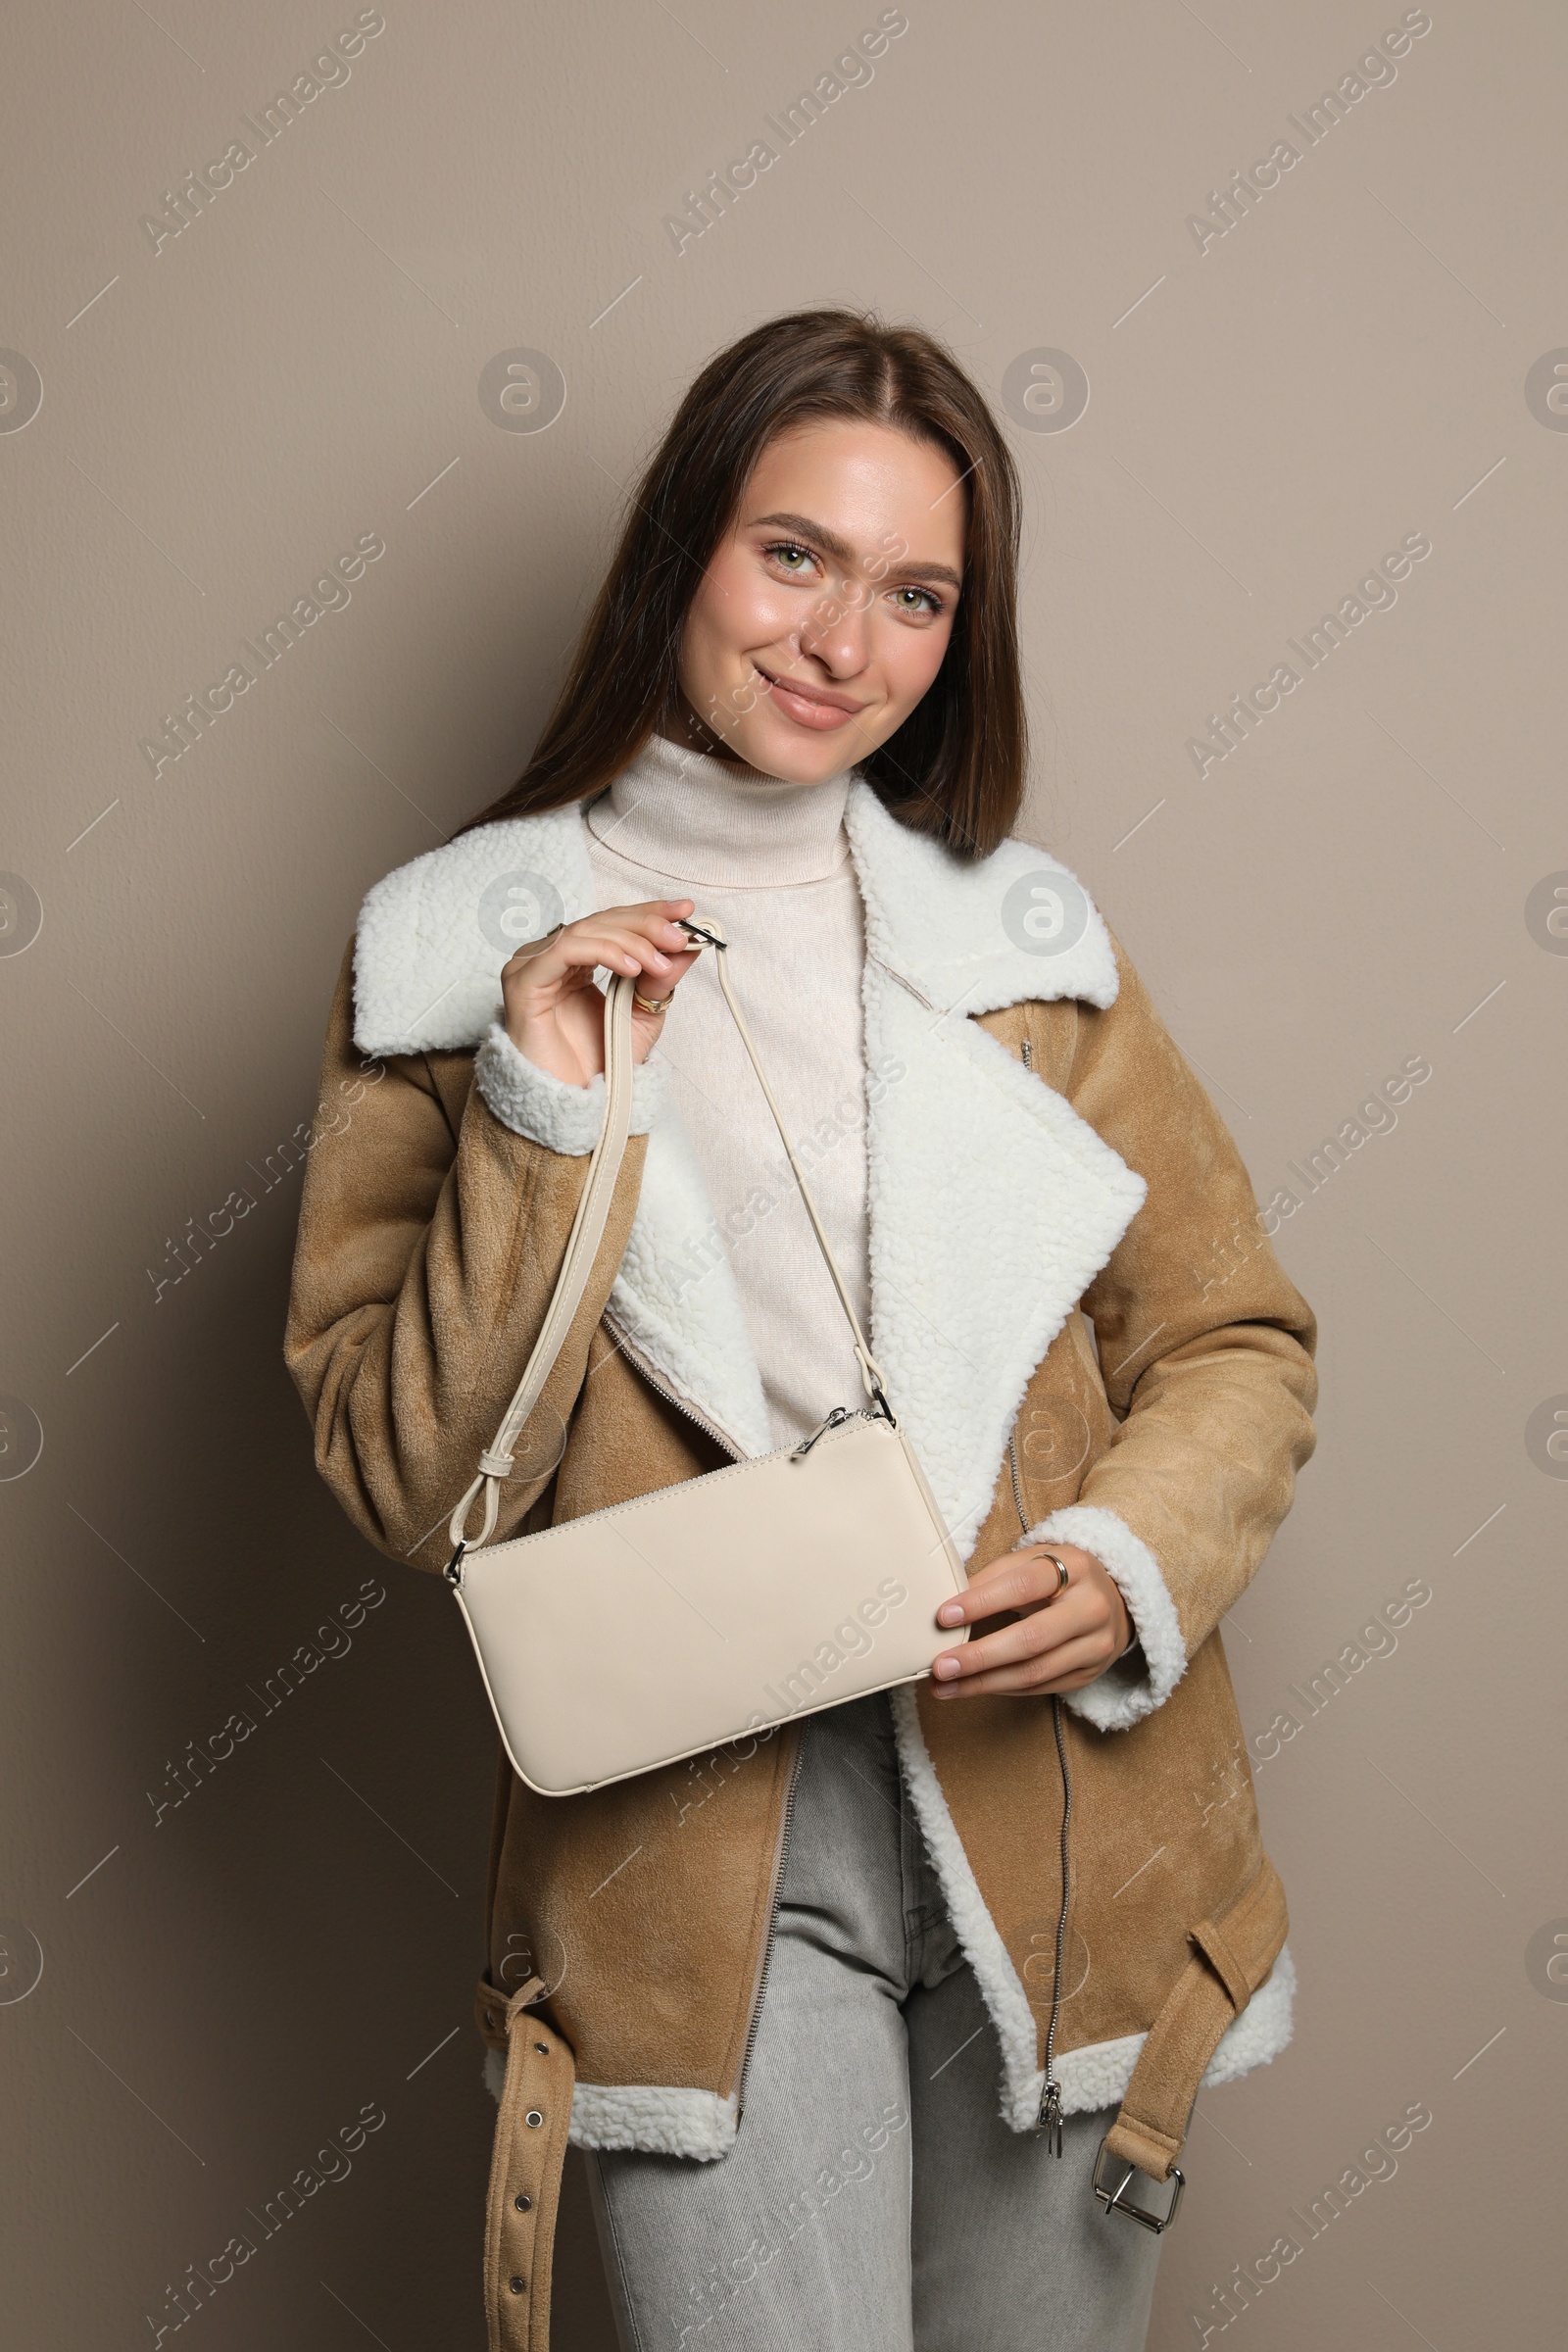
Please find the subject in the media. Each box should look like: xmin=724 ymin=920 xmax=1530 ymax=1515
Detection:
xmin=791 ymin=1405 xmax=851 ymax=1460
xmin=1038 ymin=2079 xmax=1064 ymax=2156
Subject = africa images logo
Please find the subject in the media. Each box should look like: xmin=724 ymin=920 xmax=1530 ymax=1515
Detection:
xmin=1001 ymin=871 xmax=1091 ymax=958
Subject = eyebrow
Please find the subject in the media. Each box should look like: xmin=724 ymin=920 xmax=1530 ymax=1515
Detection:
xmin=747 ymin=510 xmax=963 ymax=591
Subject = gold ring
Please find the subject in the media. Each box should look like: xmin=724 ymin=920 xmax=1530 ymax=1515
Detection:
xmin=1038 ymin=1549 xmax=1070 ymax=1595
xmin=632 ymin=991 xmax=675 ymax=1015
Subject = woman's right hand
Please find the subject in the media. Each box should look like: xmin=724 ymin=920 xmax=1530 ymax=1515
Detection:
xmin=501 ymin=899 xmax=701 ymax=1086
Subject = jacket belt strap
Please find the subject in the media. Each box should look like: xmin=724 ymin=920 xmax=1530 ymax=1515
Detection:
xmin=1102 ymin=1858 xmax=1289 ymax=2183
xmin=476 ymin=1975 xmax=577 ymax=2352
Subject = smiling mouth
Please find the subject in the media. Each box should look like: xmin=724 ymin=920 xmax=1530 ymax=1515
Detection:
xmin=754 ymin=666 xmax=872 ymax=726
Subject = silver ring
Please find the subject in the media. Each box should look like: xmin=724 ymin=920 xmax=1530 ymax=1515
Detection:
xmin=1038 ymin=1548 xmax=1069 ymax=1595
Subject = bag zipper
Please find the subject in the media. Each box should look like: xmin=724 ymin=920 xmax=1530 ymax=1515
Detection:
xmin=603 ymin=1318 xmax=887 ymax=1471
xmin=790 ymin=1401 xmax=894 ymax=1458
xmin=1009 ymin=1428 xmax=1073 ymax=2156
xmin=792 ymin=1403 xmax=852 ymax=1456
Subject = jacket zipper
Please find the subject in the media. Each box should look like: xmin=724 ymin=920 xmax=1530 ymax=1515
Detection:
xmin=1010 ymin=1025 xmax=1071 ymax=2154
xmin=606 ymin=1044 xmax=1068 ymax=2139
xmin=1008 ymin=1030 xmax=1073 ymax=2152
xmin=734 ymin=1726 xmax=805 ymax=2122
xmin=600 ymin=1310 xmax=819 ymax=2129
xmin=600 ymin=1311 xmax=747 ymax=1462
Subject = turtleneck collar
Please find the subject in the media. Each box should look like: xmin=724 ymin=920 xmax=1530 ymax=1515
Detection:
xmin=585 ymin=731 xmax=854 ymax=889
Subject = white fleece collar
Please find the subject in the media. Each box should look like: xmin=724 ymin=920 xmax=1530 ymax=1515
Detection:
xmin=352 ymin=780 xmax=1145 ymax=1552
xmin=841 ymin=783 xmax=1118 ymax=1017
xmin=353 ymin=801 xmax=596 ymax=1057
xmin=351 ymin=779 xmax=1119 ymax=1058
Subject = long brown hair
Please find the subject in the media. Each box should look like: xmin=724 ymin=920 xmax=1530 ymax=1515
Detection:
xmin=457 ymin=307 xmax=1027 ymax=858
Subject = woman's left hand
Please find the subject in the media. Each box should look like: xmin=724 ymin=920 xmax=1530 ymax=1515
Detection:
xmin=929 ymin=1544 xmax=1133 ymax=1699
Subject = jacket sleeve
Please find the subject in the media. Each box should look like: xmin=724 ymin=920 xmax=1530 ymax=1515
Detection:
xmin=283 ymin=941 xmax=652 ymax=1571
xmin=1030 ymin=936 xmax=1319 ymax=1732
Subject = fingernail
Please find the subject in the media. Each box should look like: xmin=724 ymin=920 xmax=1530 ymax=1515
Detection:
xmin=931 ymin=1655 xmax=959 ymax=1681
xmin=936 ymin=1601 xmax=963 ymax=1626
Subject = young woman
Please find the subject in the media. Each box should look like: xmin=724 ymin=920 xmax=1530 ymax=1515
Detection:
xmin=286 ymin=309 xmax=1317 ymax=2352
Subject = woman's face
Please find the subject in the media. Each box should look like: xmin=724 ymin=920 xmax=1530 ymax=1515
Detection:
xmin=672 ymin=417 xmax=967 ymax=785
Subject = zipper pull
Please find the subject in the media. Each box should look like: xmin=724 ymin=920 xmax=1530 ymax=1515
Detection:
xmin=791 ymin=1405 xmax=852 ymax=1459
xmin=1038 ymin=2079 xmax=1064 ymax=2156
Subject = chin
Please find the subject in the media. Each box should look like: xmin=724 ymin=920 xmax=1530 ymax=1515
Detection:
xmin=728 ymin=716 xmax=868 ymax=785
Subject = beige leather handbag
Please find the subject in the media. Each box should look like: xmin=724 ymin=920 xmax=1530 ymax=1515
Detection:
xmin=443 ymin=919 xmax=967 ymax=1796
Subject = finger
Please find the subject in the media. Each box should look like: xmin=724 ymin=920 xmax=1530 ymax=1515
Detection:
xmin=931 ymin=1593 xmax=1099 ymax=1684
xmin=508 ymin=918 xmax=686 ymax=994
xmin=630 ymin=944 xmax=704 ymax=990
xmin=931 ymin=1632 xmax=1110 ymax=1699
xmin=628 ymin=956 xmax=701 ymax=1020
xmin=935 ymin=1548 xmax=1074 ymax=1627
xmin=611 ymin=901 xmax=701 ymax=956
xmin=503 ymin=902 xmax=693 ymax=981
xmin=589 ymin=912 xmax=707 ymax=995
xmin=569 ymin=925 xmax=679 ymax=977
xmin=587 ymin=907 xmax=699 ymax=965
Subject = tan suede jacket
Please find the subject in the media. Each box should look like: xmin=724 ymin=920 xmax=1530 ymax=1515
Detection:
xmin=285 ymin=782 xmax=1316 ymax=2277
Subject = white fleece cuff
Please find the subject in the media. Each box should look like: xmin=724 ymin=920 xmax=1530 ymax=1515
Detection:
xmin=1029 ymin=1502 xmax=1187 ymax=1731
xmin=481 ymin=2046 xmax=738 ymax=2157
xmin=473 ymin=1021 xmax=662 ymax=1153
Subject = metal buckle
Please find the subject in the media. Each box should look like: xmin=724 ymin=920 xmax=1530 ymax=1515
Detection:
xmin=1092 ymin=2138 xmax=1185 ymax=2233
xmin=443 ymin=1542 xmax=466 ymax=1590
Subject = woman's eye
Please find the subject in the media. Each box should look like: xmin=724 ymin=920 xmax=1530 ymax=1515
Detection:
xmin=893 ymin=585 xmax=941 ymax=615
xmin=766 ymin=542 xmax=811 ymax=572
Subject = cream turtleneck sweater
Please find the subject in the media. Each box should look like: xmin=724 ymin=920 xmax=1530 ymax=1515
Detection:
xmin=585 ymin=733 xmax=871 ymax=1449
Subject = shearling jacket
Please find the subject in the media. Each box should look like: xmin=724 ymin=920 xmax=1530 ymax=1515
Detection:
xmin=285 ymin=780 xmax=1316 ymax=2278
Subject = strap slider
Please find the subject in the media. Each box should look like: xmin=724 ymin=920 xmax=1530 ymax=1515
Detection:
xmin=1093 ymin=2138 xmax=1185 ymax=2232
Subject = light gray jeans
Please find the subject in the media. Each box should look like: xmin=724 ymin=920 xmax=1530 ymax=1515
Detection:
xmin=586 ymin=1691 xmax=1160 ymax=2351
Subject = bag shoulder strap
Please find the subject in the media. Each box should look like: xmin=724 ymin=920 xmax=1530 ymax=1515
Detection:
xmin=700 ymin=918 xmax=885 ymax=1402
xmin=448 ymin=920 xmax=887 ymax=1553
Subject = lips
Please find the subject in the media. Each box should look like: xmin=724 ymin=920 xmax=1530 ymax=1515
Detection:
xmin=755 ymin=666 xmax=871 ymax=731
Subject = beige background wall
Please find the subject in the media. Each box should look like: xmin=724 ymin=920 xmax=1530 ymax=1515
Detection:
xmin=2 ymin=2 xmax=1562 ymax=2343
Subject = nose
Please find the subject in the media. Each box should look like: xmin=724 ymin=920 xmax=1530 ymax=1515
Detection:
xmin=795 ymin=571 xmax=873 ymax=677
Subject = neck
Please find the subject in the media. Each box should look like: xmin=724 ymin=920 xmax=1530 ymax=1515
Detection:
xmin=586 ymin=732 xmax=854 ymax=889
